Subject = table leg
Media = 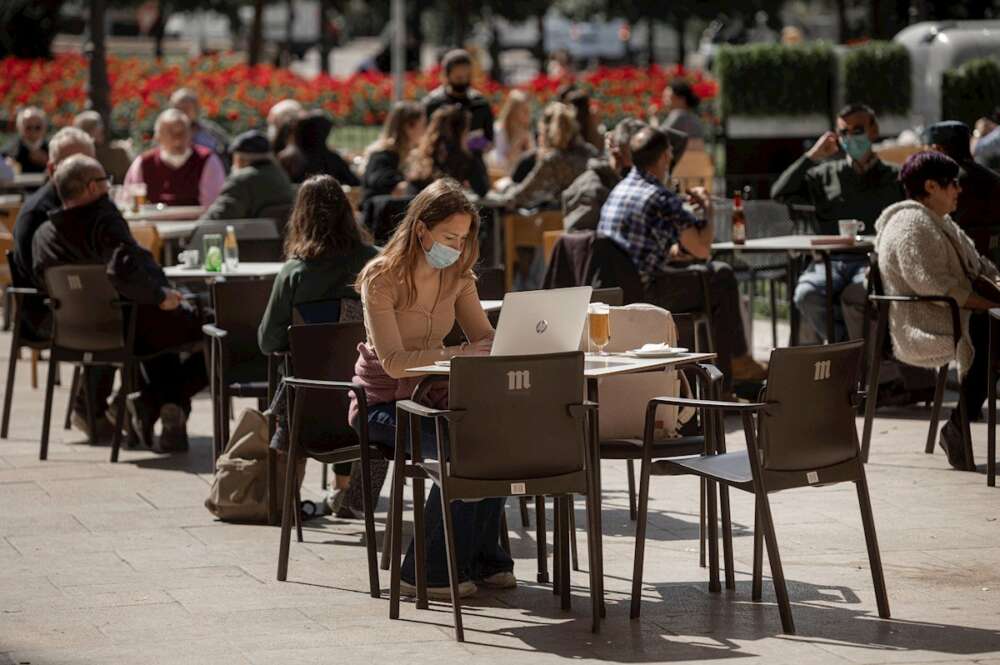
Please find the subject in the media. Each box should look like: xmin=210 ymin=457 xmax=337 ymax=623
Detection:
xmin=821 ymin=251 xmax=835 ymax=344
xmin=788 ymin=254 xmax=801 ymax=346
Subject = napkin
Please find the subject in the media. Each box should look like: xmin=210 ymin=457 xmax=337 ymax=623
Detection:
xmin=637 ymin=343 xmax=672 ymax=352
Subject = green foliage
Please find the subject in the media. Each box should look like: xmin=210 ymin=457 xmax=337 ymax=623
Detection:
xmin=714 ymin=43 xmax=834 ymax=117
xmin=842 ymin=41 xmax=911 ymax=116
xmin=942 ymin=57 xmax=1000 ymax=126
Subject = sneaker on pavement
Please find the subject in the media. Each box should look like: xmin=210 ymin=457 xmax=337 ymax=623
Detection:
xmin=155 ymin=403 xmax=189 ymax=453
xmin=478 ymin=570 xmax=517 ymax=589
xmin=126 ymin=393 xmax=155 ymax=449
xmin=399 ymin=579 xmax=477 ymax=600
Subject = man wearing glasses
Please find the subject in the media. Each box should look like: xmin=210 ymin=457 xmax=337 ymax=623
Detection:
xmin=771 ymin=103 xmax=904 ymax=344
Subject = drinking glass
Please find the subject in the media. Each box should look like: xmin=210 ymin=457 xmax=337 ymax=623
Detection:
xmin=203 ymin=234 xmax=223 ymax=272
xmin=129 ymin=182 xmax=147 ymax=212
xmin=588 ymin=303 xmax=611 ymax=356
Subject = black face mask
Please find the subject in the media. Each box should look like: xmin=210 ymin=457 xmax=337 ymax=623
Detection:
xmin=449 ymin=81 xmax=470 ymax=95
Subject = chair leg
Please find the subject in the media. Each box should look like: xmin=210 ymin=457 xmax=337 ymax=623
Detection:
xmin=584 ymin=487 xmax=601 ymax=633
xmin=38 ymin=354 xmax=58 ymax=461
xmin=359 ymin=453 xmax=381 ymax=598
xmin=320 ymin=463 xmax=328 ymax=491
xmin=769 ymin=278 xmax=779 ymax=348
xmin=719 ymin=484 xmax=735 ymax=590
xmin=861 ymin=308 xmax=887 ymax=463
xmin=220 ymin=388 xmax=231 ymax=455
xmin=293 ymin=485 xmax=304 ymax=544
xmin=855 ymin=466 xmax=891 ymax=619
xmin=751 ymin=500 xmax=764 ymax=603
xmin=989 ymin=361 xmax=997 ymax=488
xmin=437 ymin=483 xmax=465 ymax=642
xmin=109 ymin=365 xmax=129 ymax=463
xmin=381 ymin=465 xmax=396 ymax=572
xmin=412 ymin=475 xmax=428 ymax=610
xmin=706 ymin=479 xmax=720 ymax=593
xmin=626 ymin=459 xmax=637 ymax=520
xmin=519 ymin=496 xmax=531 ymax=528
xmin=82 ymin=367 xmax=96 ymax=445
xmin=699 ymin=478 xmax=707 ymax=567
xmin=558 ymin=496 xmax=571 ymax=611
xmin=276 ymin=448 xmax=299 ymax=582
xmin=31 ymin=349 xmax=39 ymax=389
xmin=629 ymin=448 xmax=653 ymax=619
xmin=569 ymin=496 xmax=579 ymax=572
xmin=757 ymin=491 xmax=795 ymax=634
xmin=64 ymin=365 xmax=81 ymax=430
xmin=958 ymin=391 xmax=976 ymax=472
xmin=389 ymin=452 xmax=406 ymax=620
xmin=552 ymin=495 xmax=562 ymax=597
xmin=535 ymin=495 xmax=549 ymax=584
xmin=1 ymin=337 xmax=18 ymax=439
xmin=926 ymin=365 xmax=948 ymax=455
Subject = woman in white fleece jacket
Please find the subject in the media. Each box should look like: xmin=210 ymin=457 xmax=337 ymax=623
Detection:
xmin=874 ymin=150 xmax=1000 ymax=469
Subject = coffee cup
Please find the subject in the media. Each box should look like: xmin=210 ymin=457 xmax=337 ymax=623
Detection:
xmin=838 ymin=219 xmax=865 ymax=238
xmin=179 ymin=249 xmax=200 ymax=268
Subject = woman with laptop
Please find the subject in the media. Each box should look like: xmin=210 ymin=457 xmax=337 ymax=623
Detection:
xmin=350 ymin=178 xmax=514 ymax=599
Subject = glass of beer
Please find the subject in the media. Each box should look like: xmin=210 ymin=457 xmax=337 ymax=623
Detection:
xmin=130 ymin=182 xmax=147 ymax=212
xmin=588 ymin=303 xmax=611 ymax=356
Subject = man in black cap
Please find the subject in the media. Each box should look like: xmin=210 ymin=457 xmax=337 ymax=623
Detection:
xmin=200 ymin=130 xmax=295 ymax=221
xmin=924 ymin=120 xmax=1000 ymax=259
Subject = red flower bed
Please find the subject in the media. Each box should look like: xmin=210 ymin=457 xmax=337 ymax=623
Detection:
xmin=0 ymin=53 xmax=718 ymax=143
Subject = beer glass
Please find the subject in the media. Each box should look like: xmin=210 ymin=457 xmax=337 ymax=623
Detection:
xmin=588 ymin=303 xmax=611 ymax=355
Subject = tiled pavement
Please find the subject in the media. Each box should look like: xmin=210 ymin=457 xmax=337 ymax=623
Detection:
xmin=1 ymin=322 xmax=999 ymax=664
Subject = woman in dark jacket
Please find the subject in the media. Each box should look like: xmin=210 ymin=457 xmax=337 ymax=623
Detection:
xmin=277 ymin=110 xmax=360 ymax=186
xmin=406 ymin=104 xmax=489 ymax=197
xmin=361 ymin=101 xmax=426 ymax=203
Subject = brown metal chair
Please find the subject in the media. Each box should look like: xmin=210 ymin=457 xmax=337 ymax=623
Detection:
xmin=202 ymin=277 xmax=276 ymax=459
xmin=276 ymin=321 xmax=381 ymax=598
xmin=634 ymin=340 xmax=890 ymax=634
xmin=860 ymin=252 xmax=971 ymax=467
xmin=387 ymin=352 xmax=601 ymax=641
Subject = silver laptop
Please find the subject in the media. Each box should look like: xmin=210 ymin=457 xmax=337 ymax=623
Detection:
xmin=491 ymin=287 xmax=593 ymax=356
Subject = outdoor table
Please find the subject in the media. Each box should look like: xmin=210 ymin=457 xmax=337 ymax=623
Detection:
xmin=407 ymin=349 xmax=717 ymax=613
xmin=0 ymin=173 xmax=46 ymax=193
xmin=164 ymin=262 xmax=284 ymax=282
xmin=123 ymin=204 xmax=205 ymax=222
xmin=985 ymin=308 xmax=999 ymax=488
xmin=150 ymin=220 xmax=199 ymax=266
xmin=712 ymin=234 xmax=874 ymax=345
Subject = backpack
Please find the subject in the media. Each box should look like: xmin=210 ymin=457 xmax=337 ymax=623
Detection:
xmin=205 ymin=408 xmax=304 ymax=523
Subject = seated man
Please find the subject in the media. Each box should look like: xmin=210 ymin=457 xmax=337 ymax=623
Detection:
xmin=597 ymin=127 xmax=766 ymax=390
xmin=124 ymin=108 xmax=225 ymax=207
xmin=3 ymin=106 xmax=49 ymax=174
xmin=771 ymin=103 xmax=904 ymax=343
xmin=266 ymin=98 xmax=303 ymax=155
xmin=201 ymin=130 xmax=294 ymax=221
xmin=73 ymin=110 xmax=133 ymax=185
xmin=32 ymin=155 xmax=207 ymax=452
xmin=170 ymin=88 xmax=231 ymax=159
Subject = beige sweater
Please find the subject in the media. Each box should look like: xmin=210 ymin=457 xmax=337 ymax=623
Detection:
xmin=874 ymin=200 xmax=999 ymax=375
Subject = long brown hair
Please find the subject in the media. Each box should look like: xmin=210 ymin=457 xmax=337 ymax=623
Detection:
xmin=539 ymin=102 xmax=579 ymax=154
xmin=284 ymin=174 xmax=367 ymax=259
xmin=355 ymin=178 xmax=479 ymax=307
xmin=408 ymin=104 xmax=470 ymax=184
xmin=367 ymin=101 xmax=424 ymax=158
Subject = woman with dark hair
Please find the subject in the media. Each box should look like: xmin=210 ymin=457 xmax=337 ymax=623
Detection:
xmin=352 ymin=178 xmax=513 ymax=599
xmin=562 ymin=88 xmax=602 ymax=150
xmin=874 ymin=150 xmax=1000 ymax=470
xmin=406 ymin=104 xmax=489 ymax=196
xmin=361 ymin=101 xmax=426 ymax=202
xmin=278 ymin=110 xmax=361 ymax=186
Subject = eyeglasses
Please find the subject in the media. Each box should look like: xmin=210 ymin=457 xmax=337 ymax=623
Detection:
xmin=91 ymin=175 xmax=113 ymax=186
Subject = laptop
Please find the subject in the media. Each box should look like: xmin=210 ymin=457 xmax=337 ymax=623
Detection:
xmin=490 ymin=286 xmax=593 ymax=356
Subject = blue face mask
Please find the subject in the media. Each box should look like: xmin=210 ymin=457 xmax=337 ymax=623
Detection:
xmin=423 ymin=239 xmax=461 ymax=270
xmin=841 ymin=134 xmax=872 ymax=161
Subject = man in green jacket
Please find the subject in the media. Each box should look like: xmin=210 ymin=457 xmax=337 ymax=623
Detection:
xmin=201 ymin=131 xmax=295 ymax=223
xmin=771 ymin=103 xmax=904 ymax=342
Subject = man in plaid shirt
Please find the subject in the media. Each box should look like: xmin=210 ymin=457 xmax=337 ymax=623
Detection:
xmin=598 ymin=126 xmax=766 ymax=388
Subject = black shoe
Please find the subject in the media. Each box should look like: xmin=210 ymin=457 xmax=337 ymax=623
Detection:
xmin=155 ymin=404 xmax=189 ymax=453
xmin=938 ymin=421 xmax=971 ymax=470
xmin=126 ymin=393 xmax=156 ymax=449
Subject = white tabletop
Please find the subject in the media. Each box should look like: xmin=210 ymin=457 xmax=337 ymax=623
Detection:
xmin=406 ymin=351 xmax=716 ymax=378
xmin=164 ymin=262 xmax=284 ymax=280
xmin=712 ymin=234 xmax=874 ymax=253
xmin=123 ymin=205 xmax=205 ymax=222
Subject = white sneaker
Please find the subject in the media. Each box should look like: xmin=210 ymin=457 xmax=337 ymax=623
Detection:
xmin=478 ymin=571 xmax=517 ymax=589
xmin=399 ymin=579 xmax=477 ymax=600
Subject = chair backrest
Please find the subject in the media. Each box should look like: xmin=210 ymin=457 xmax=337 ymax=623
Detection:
xmin=589 ymin=235 xmax=645 ymax=304
xmin=190 ymin=219 xmax=283 ymax=262
xmin=212 ymin=277 xmax=276 ymax=369
xmin=292 ymin=298 xmax=363 ymax=325
xmin=758 ymin=340 xmax=864 ymax=472
xmin=448 ymin=352 xmax=586 ymax=480
xmin=591 ymin=287 xmax=624 ymax=306
xmin=288 ymin=321 xmax=367 ymax=451
xmin=543 ymin=229 xmax=563 ymax=265
xmin=256 ymin=202 xmax=293 ymax=229
xmin=128 ymin=221 xmax=163 ymax=264
xmin=43 ymin=264 xmax=125 ymax=352
xmin=475 ymin=267 xmax=506 ymax=301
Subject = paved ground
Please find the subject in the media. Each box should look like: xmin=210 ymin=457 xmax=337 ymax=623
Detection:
xmin=1 ymin=320 xmax=999 ymax=664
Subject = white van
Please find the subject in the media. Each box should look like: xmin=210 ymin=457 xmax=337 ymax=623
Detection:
xmin=894 ymin=20 xmax=1000 ymax=126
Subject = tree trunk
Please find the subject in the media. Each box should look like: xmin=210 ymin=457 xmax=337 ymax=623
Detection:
xmin=534 ymin=11 xmax=546 ymax=74
xmin=319 ymin=0 xmax=333 ymax=75
xmin=88 ymin=0 xmax=111 ymax=137
xmin=646 ymin=17 xmax=656 ymax=67
xmin=452 ymin=0 xmax=469 ymax=48
xmin=489 ymin=11 xmax=503 ymax=84
xmin=248 ymin=0 xmax=264 ymax=65
xmin=151 ymin=0 xmax=167 ymax=59
xmin=283 ymin=0 xmax=295 ymax=65
xmin=835 ymin=0 xmax=848 ymax=42
xmin=673 ymin=14 xmax=686 ymax=66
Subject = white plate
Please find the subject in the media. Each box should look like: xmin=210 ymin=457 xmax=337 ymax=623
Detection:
xmin=626 ymin=347 xmax=689 ymax=358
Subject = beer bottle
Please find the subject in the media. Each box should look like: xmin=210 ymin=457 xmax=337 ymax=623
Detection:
xmin=731 ymin=191 xmax=746 ymax=245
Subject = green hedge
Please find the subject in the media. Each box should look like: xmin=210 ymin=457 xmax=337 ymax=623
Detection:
xmin=942 ymin=58 xmax=1000 ymax=126
xmin=843 ymin=42 xmax=911 ymax=116
xmin=715 ymin=43 xmax=835 ymax=117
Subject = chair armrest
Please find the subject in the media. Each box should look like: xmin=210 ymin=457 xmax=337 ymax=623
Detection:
xmin=6 ymin=287 xmax=40 ymax=296
xmin=648 ymin=395 xmax=770 ymax=412
xmin=870 ymin=294 xmax=961 ymax=346
xmin=202 ymin=323 xmax=228 ymax=339
xmin=395 ymin=399 xmax=458 ymax=421
xmin=568 ymin=401 xmax=599 ymax=418
xmin=282 ymin=376 xmax=361 ymax=394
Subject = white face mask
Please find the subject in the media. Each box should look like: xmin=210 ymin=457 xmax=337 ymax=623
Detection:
xmin=160 ymin=148 xmax=192 ymax=169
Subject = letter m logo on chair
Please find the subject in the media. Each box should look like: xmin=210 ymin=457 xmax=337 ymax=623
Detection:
xmin=507 ymin=370 xmax=531 ymax=391
xmin=813 ymin=359 xmax=832 ymax=381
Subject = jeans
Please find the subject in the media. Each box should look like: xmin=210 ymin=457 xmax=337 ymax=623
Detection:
xmin=793 ymin=255 xmax=867 ymax=343
xmin=366 ymin=401 xmax=513 ymax=586
xmin=952 ymin=311 xmax=990 ymax=426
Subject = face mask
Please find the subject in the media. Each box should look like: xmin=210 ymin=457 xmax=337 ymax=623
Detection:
xmin=423 ymin=238 xmax=461 ymax=270
xmin=449 ymin=81 xmax=470 ymax=95
xmin=160 ymin=148 xmax=192 ymax=169
xmin=841 ymin=134 xmax=871 ymax=161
